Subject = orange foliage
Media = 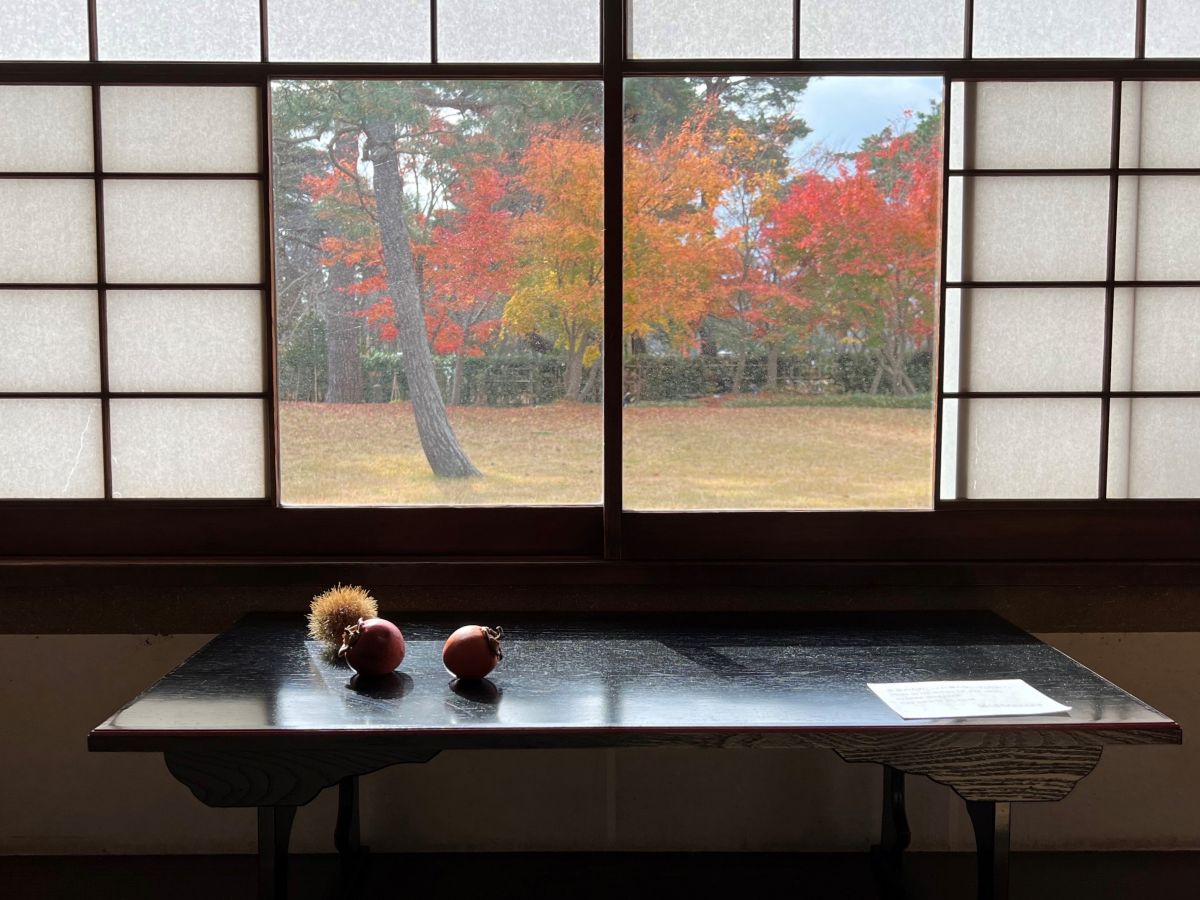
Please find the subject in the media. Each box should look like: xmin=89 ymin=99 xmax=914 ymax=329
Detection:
xmin=623 ymin=112 xmax=731 ymax=351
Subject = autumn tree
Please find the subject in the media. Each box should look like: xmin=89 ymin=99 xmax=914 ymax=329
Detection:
xmin=623 ymin=111 xmax=731 ymax=353
xmin=424 ymin=166 xmax=515 ymax=404
xmin=711 ymin=123 xmax=797 ymax=392
xmin=504 ymin=130 xmax=603 ymax=401
xmin=766 ymin=109 xmax=942 ymax=395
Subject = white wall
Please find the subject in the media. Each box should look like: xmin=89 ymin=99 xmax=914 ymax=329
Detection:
xmin=1 ymin=632 xmax=1195 ymax=855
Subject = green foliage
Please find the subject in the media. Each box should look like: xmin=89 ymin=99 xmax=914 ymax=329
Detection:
xmin=279 ymin=309 xmax=327 ymax=401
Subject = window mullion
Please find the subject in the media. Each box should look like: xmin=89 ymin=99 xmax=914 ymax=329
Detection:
xmin=602 ymin=0 xmax=624 ymax=557
xmin=1098 ymin=81 xmax=1123 ymax=499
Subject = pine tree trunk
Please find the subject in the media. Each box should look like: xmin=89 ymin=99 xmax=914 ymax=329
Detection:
xmin=365 ymin=120 xmax=479 ymax=477
xmin=321 ymin=263 xmax=363 ymax=403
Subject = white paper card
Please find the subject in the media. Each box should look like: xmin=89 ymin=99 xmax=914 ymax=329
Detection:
xmin=867 ymin=679 xmax=1072 ymax=720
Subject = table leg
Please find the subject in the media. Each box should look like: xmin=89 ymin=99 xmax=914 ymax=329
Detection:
xmin=966 ymin=800 xmax=1010 ymax=900
xmin=334 ymin=774 xmax=372 ymax=899
xmin=335 ymin=776 xmax=362 ymax=865
xmin=871 ymin=765 xmax=910 ymax=898
xmin=257 ymin=805 xmax=297 ymax=900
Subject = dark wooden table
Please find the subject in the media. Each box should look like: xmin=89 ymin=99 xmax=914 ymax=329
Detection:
xmin=90 ymin=612 xmax=1181 ymax=900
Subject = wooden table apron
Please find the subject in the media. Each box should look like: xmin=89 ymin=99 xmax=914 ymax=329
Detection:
xmin=89 ymin=613 xmax=1182 ymax=900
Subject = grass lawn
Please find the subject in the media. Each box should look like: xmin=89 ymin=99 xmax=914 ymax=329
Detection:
xmin=280 ymin=400 xmax=933 ymax=509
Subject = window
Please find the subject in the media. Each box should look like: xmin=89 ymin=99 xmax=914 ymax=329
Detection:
xmin=0 ymin=1 xmax=1197 ymax=566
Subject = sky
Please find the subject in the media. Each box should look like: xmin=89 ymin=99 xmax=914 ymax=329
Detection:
xmin=793 ymin=75 xmax=944 ymax=158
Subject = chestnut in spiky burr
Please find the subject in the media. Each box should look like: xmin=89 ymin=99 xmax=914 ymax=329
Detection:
xmin=307 ymin=584 xmax=378 ymax=647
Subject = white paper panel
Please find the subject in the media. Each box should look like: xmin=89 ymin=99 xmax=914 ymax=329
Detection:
xmin=103 ymin=180 xmax=261 ymax=284
xmin=101 ymin=87 xmax=259 ymax=173
xmin=629 ymin=0 xmax=793 ymax=59
xmin=268 ymin=0 xmax=429 ymax=61
xmin=972 ymin=0 xmax=1136 ymax=58
xmin=0 ymin=291 xmax=99 ymax=391
xmin=1111 ymin=288 xmax=1200 ymax=391
xmin=800 ymin=0 xmax=964 ymax=59
xmin=949 ymin=82 xmax=964 ymax=170
xmin=943 ymin=289 xmax=962 ymax=393
xmin=1145 ymin=0 xmax=1200 ymax=57
xmin=962 ymin=289 xmax=1106 ymax=392
xmin=939 ymin=398 xmax=960 ymax=500
xmin=0 ymin=399 xmax=103 ymax=498
xmin=0 ymin=180 xmax=97 ymax=283
xmin=1120 ymin=82 xmax=1200 ymax=168
xmin=439 ymin=0 xmax=599 ymax=62
xmin=96 ymin=0 xmax=260 ymax=61
xmin=1116 ymin=176 xmax=1200 ymax=281
xmin=964 ymin=176 xmax=1110 ymax=281
xmin=954 ymin=81 xmax=1111 ymax=170
xmin=0 ymin=86 xmax=93 ymax=171
xmin=110 ymin=399 xmax=265 ymax=497
xmin=0 ymin=0 xmax=88 ymax=61
xmin=1107 ymin=399 xmax=1200 ymax=498
xmin=945 ymin=176 xmax=963 ymax=281
xmin=962 ymin=398 xmax=1100 ymax=499
xmin=107 ymin=290 xmax=263 ymax=392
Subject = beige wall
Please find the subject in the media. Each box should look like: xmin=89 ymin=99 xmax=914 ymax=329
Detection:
xmin=1 ymin=631 xmax=1196 ymax=855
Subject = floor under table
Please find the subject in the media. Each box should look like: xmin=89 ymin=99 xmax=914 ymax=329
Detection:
xmin=4 ymin=851 xmax=1198 ymax=899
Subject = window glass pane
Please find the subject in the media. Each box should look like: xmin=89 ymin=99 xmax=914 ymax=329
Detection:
xmin=438 ymin=0 xmax=599 ymax=62
xmin=0 ymin=291 xmax=100 ymax=392
xmin=96 ymin=0 xmax=260 ymax=61
xmin=952 ymin=81 xmax=1112 ymax=170
xmin=268 ymin=0 xmax=430 ymax=61
xmin=1111 ymin=288 xmax=1200 ymax=391
xmin=0 ymin=399 xmax=103 ymax=498
xmin=1108 ymin=398 xmax=1200 ymax=498
xmin=800 ymin=0 xmax=964 ymax=59
xmin=0 ymin=86 xmax=93 ymax=171
xmin=0 ymin=0 xmax=88 ymax=61
xmin=960 ymin=398 xmax=1100 ymax=499
xmin=101 ymin=87 xmax=259 ymax=174
xmin=1120 ymin=82 xmax=1200 ymax=169
xmin=103 ymin=180 xmax=262 ymax=284
xmin=0 ymin=180 xmax=97 ymax=283
xmin=273 ymin=80 xmax=603 ymax=505
xmin=1116 ymin=176 xmax=1200 ymax=281
xmin=959 ymin=289 xmax=1106 ymax=392
xmin=959 ymin=176 xmax=1109 ymax=281
xmin=1145 ymin=0 xmax=1200 ymax=58
xmin=972 ymin=0 xmax=1136 ymax=59
xmin=107 ymin=290 xmax=263 ymax=392
xmin=623 ymin=76 xmax=942 ymax=510
xmin=110 ymin=399 xmax=265 ymax=498
xmin=629 ymin=0 xmax=793 ymax=59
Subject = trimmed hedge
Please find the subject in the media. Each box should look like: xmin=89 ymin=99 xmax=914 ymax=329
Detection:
xmin=281 ymin=348 xmax=932 ymax=405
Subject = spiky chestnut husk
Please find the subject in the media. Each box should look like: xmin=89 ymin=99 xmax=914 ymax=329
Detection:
xmin=307 ymin=584 xmax=378 ymax=647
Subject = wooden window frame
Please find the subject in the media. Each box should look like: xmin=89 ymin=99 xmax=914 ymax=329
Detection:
xmin=0 ymin=1 xmax=1198 ymax=578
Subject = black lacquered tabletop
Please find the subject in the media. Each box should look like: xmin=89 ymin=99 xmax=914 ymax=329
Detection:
xmin=91 ymin=612 xmax=1178 ymax=750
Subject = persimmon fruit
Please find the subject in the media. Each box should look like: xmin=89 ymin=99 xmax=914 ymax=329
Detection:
xmin=443 ymin=625 xmax=504 ymax=681
xmin=339 ymin=617 xmax=406 ymax=677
